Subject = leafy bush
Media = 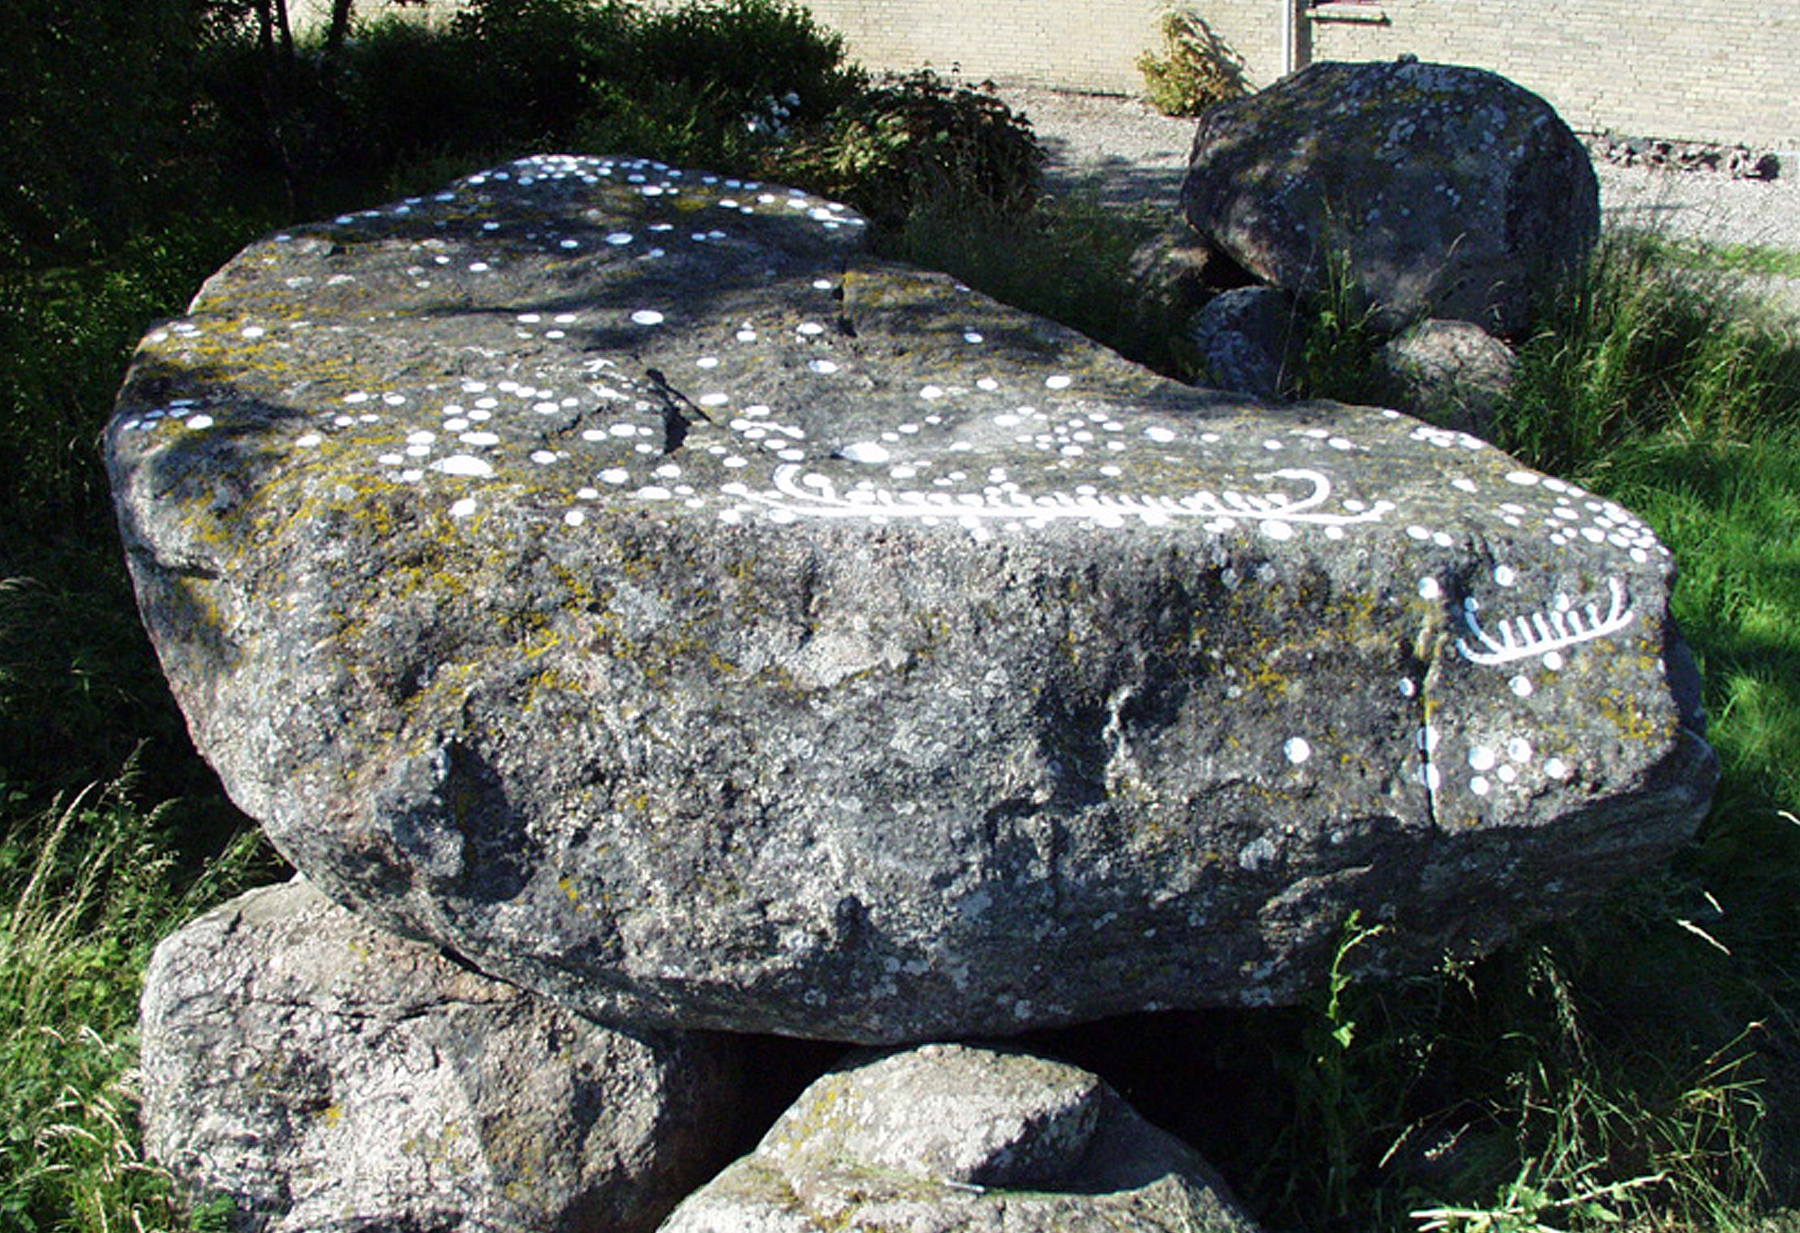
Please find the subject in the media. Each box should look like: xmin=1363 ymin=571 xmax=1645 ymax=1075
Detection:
xmin=636 ymin=0 xmax=863 ymax=130
xmin=778 ymin=71 xmax=1044 ymax=229
xmin=1136 ymin=9 xmax=1247 ymax=118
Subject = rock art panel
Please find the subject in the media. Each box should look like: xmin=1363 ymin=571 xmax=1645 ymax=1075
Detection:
xmin=657 ymin=1042 xmax=1263 ymax=1233
xmin=109 ymin=155 xmax=1714 ymax=1043
xmin=140 ymin=877 xmax=739 ymax=1233
xmin=1182 ymin=60 xmax=1600 ymax=337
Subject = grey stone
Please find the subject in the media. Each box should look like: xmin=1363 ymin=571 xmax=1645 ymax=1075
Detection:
xmin=140 ymin=877 xmax=739 ymax=1233
xmin=1126 ymin=224 xmax=1216 ymax=323
xmin=1185 ymin=286 xmax=1303 ymax=399
xmin=109 ymin=154 xmax=1712 ymax=1044
xmin=1376 ymin=318 xmax=1520 ymax=441
xmin=657 ymin=1043 xmax=1262 ymax=1233
xmin=1182 ymin=60 xmax=1600 ymax=337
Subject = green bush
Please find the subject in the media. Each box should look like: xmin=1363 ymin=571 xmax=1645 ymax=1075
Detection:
xmin=1136 ymin=9 xmax=1248 ymax=118
xmin=636 ymin=0 xmax=863 ymax=130
xmin=778 ymin=71 xmax=1044 ymax=229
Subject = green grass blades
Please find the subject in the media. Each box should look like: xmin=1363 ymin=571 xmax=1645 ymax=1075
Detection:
xmin=0 ymin=777 xmax=269 ymax=1232
xmin=1499 ymin=232 xmax=1800 ymax=475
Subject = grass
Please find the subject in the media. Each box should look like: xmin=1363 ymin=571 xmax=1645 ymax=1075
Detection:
xmin=5 ymin=5 xmax=1800 ymax=1227
xmin=1642 ymin=237 xmax=1800 ymax=282
xmin=0 ymin=777 xmax=270 ymax=1231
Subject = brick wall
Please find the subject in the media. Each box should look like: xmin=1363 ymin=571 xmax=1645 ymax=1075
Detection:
xmin=296 ymin=0 xmax=1798 ymax=151
xmin=1300 ymin=0 xmax=1800 ymax=151
xmin=801 ymin=0 xmax=1800 ymax=151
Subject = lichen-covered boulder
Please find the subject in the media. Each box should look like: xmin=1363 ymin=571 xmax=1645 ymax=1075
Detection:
xmin=657 ymin=1043 xmax=1262 ymax=1233
xmin=1376 ymin=318 xmax=1520 ymax=441
xmin=109 ymin=155 xmax=1711 ymax=1044
xmin=140 ymin=878 xmax=739 ymax=1233
xmin=1182 ymin=61 xmax=1600 ymax=337
xmin=1185 ymin=286 xmax=1302 ymax=400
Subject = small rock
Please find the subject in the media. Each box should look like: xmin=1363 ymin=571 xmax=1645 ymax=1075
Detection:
xmin=657 ymin=1043 xmax=1263 ymax=1233
xmin=1375 ymin=318 xmax=1519 ymax=440
xmin=1183 ymin=286 xmax=1303 ymax=399
xmin=140 ymin=878 xmax=740 ymax=1233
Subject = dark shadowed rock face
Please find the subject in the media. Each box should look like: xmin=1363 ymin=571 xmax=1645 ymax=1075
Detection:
xmin=139 ymin=878 xmax=740 ymax=1233
xmin=659 ymin=1043 xmax=1264 ymax=1233
xmin=108 ymin=155 xmax=1711 ymax=1044
xmin=1182 ymin=61 xmax=1600 ymax=337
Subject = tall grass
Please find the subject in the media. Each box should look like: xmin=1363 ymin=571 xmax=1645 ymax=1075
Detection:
xmin=0 ymin=777 xmax=268 ymax=1231
xmin=1500 ymin=234 xmax=1800 ymax=475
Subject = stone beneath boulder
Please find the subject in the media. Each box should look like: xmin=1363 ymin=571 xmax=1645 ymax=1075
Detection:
xmin=1182 ymin=60 xmax=1599 ymax=337
xmin=1184 ymin=286 xmax=1302 ymax=400
xmin=1376 ymin=318 xmax=1520 ymax=441
xmin=110 ymin=155 xmax=1712 ymax=1044
xmin=657 ymin=1043 xmax=1261 ymax=1233
xmin=140 ymin=878 xmax=739 ymax=1233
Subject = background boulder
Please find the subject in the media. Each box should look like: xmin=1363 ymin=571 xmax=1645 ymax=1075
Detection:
xmin=1182 ymin=60 xmax=1600 ymax=337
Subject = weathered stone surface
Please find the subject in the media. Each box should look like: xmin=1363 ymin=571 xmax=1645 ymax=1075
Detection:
xmin=1185 ymin=286 xmax=1302 ymax=400
xmin=1127 ymin=224 xmax=1216 ymax=323
xmin=1376 ymin=318 xmax=1520 ymax=441
xmin=140 ymin=877 xmax=739 ymax=1233
xmin=1182 ymin=61 xmax=1600 ymax=337
xmin=657 ymin=1043 xmax=1262 ymax=1233
xmin=110 ymin=155 xmax=1712 ymax=1043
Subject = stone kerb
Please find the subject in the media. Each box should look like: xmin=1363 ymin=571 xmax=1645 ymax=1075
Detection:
xmin=108 ymin=155 xmax=1714 ymax=1045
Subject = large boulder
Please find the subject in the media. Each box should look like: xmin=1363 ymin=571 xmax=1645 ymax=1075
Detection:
xmin=140 ymin=877 xmax=740 ymax=1233
xmin=1182 ymin=60 xmax=1600 ymax=337
xmin=657 ymin=1042 xmax=1262 ymax=1233
xmin=109 ymin=155 xmax=1712 ymax=1044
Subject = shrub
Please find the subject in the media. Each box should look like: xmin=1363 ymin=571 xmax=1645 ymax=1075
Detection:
xmin=1136 ymin=9 xmax=1248 ymax=118
xmin=778 ymin=71 xmax=1044 ymax=229
xmin=635 ymin=0 xmax=863 ymax=130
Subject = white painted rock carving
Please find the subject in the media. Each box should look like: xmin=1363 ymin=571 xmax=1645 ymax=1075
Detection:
xmin=139 ymin=877 xmax=741 ymax=1233
xmin=657 ymin=1042 xmax=1264 ymax=1233
xmin=109 ymin=155 xmax=1714 ymax=1043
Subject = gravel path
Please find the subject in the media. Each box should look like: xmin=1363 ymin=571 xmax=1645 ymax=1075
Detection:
xmin=998 ymin=86 xmax=1800 ymax=309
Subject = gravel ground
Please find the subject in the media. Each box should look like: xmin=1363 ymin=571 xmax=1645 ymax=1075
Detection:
xmin=998 ymin=85 xmax=1800 ymax=310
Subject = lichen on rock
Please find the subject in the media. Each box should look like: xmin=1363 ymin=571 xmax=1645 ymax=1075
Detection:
xmin=109 ymin=154 xmax=1711 ymax=1044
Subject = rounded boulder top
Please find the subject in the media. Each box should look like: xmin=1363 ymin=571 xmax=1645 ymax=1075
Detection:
xmin=1182 ymin=60 xmax=1601 ymax=337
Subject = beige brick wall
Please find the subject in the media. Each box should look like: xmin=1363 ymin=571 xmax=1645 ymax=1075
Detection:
xmin=298 ymin=0 xmax=1798 ymax=150
xmin=801 ymin=0 xmax=1800 ymax=150
xmin=1301 ymin=0 xmax=1800 ymax=150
